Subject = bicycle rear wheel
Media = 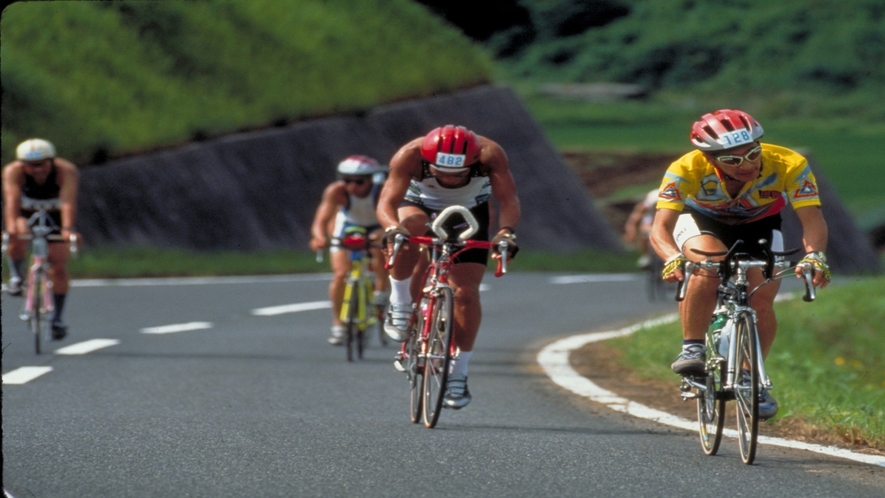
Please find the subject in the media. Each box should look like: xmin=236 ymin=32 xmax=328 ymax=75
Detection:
xmin=697 ymin=350 xmax=726 ymax=455
xmin=734 ymin=311 xmax=760 ymax=464
xmin=422 ymin=287 xmax=454 ymax=428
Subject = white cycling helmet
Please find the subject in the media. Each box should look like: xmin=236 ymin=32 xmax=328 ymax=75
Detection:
xmin=336 ymin=155 xmax=384 ymax=175
xmin=16 ymin=138 xmax=56 ymax=161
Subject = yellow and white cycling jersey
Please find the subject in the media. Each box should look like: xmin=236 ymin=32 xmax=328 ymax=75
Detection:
xmin=656 ymin=143 xmax=821 ymax=225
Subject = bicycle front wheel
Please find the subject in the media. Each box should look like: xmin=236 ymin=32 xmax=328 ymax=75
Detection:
xmin=734 ymin=311 xmax=760 ymax=464
xmin=697 ymin=351 xmax=726 ymax=455
xmin=422 ymin=287 xmax=454 ymax=429
xmin=344 ymin=283 xmax=359 ymax=362
xmin=408 ymin=299 xmax=426 ymax=424
xmin=30 ymin=273 xmax=51 ymax=355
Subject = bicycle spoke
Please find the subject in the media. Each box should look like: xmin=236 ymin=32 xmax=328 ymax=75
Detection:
xmin=422 ymin=287 xmax=453 ymax=428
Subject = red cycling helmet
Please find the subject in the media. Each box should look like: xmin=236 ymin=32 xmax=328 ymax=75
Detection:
xmin=690 ymin=109 xmax=764 ymax=151
xmin=420 ymin=125 xmax=482 ymax=171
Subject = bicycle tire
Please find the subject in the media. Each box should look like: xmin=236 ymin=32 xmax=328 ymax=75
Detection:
xmin=422 ymin=286 xmax=454 ymax=429
xmin=344 ymin=282 xmax=359 ymax=362
xmin=698 ymin=330 xmax=726 ymax=455
xmin=408 ymin=299 xmax=426 ymax=424
xmin=31 ymin=272 xmax=49 ymax=355
xmin=734 ymin=311 xmax=760 ymax=464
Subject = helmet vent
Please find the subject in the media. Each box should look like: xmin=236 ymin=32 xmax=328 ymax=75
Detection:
xmin=702 ymin=125 xmax=718 ymax=140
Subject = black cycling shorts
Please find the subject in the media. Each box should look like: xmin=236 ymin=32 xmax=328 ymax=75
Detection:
xmin=685 ymin=209 xmax=783 ymax=259
xmin=401 ymin=201 xmax=490 ymax=265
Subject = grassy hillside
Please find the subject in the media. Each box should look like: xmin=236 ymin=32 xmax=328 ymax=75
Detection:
xmin=0 ymin=0 xmax=492 ymax=165
xmin=492 ymin=0 xmax=885 ymax=121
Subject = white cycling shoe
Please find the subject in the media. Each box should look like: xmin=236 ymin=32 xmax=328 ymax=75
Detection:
xmin=383 ymin=302 xmax=413 ymax=342
xmin=443 ymin=373 xmax=471 ymax=409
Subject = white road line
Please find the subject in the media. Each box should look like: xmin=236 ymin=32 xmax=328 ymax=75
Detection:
xmin=537 ymin=314 xmax=885 ymax=468
xmin=140 ymin=322 xmax=213 ymax=334
xmin=251 ymin=301 xmax=331 ymax=316
xmin=549 ymin=274 xmax=637 ymax=284
xmin=55 ymin=339 xmax=121 ymax=355
xmin=73 ymin=274 xmax=331 ymax=287
xmin=3 ymin=366 xmax=53 ymax=385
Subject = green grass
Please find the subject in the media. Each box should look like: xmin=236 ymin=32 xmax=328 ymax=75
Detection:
xmin=2 ymin=246 xmax=643 ymax=280
xmin=607 ymin=276 xmax=885 ymax=449
xmin=517 ymin=92 xmax=885 ymax=225
xmin=0 ymin=0 xmax=491 ymax=165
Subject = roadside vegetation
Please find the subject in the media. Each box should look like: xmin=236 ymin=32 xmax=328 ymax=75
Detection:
xmin=55 ymin=246 xmax=641 ymax=279
xmin=0 ymin=0 xmax=491 ymax=166
xmin=607 ymin=276 xmax=885 ymax=450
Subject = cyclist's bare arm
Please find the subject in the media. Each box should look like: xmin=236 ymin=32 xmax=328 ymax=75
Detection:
xmin=2 ymin=163 xmax=25 ymax=234
xmin=482 ymin=137 xmax=520 ymax=251
xmin=650 ymin=208 xmax=684 ymax=281
xmin=309 ymin=182 xmax=347 ymax=251
xmin=377 ymin=139 xmax=423 ymax=230
xmin=794 ymin=205 xmax=830 ymax=287
xmin=55 ymin=159 xmax=79 ymax=237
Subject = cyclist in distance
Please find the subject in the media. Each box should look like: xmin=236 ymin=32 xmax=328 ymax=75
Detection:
xmin=650 ymin=109 xmax=831 ymax=419
xmin=377 ymin=125 xmax=520 ymax=409
xmin=623 ymin=188 xmax=660 ymax=268
xmin=3 ymin=138 xmax=80 ymax=339
xmin=310 ymin=155 xmax=390 ymax=346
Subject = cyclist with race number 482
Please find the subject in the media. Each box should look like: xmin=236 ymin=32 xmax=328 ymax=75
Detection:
xmin=3 ymin=138 xmax=80 ymax=340
xmin=377 ymin=125 xmax=520 ymax=410
xmin=650 ymin=109 xmax=831 ymax=420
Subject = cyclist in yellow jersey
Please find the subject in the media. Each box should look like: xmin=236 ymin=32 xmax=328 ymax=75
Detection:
xmin=650 ymin=109 xmax=831 ymax=420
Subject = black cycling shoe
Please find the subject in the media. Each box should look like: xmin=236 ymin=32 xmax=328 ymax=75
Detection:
xmin=51 ymin=321 xmax=68 ymax=341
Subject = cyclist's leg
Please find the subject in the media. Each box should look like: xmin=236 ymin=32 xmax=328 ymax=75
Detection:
xmin=671 ymin=214 xmax=725 ymax=375
xmin=748 ymin=269 xmax=780 ymax=359
xmin=384 ymin=205 xmax=428 ymax=340
xmin=367 ymin=227 xmax=390 ymax=304
xmin=327 ymin=247 xmax=350 ymax=344
xmin=447 ymin=262 xmax=485 ymax=354
xmin=5 ymin=217 xmax=29 ymax=292
xmin=47 ymin=237 xmax=71 ymax=337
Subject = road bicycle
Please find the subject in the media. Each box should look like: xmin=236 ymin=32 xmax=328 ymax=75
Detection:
xmin=334 ymin=227 xmax=387 ymax=362
xmin=2 ymin=199 xmax=77 ymax=355
xmin=387 ymin=205 xmax=509 ymax=428
xmin=675 ymin=238 xmax=816 ymax=464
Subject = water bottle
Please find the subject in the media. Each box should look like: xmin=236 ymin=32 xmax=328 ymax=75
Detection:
xmin=718 ymin=319 xmax=733 ymax=358
xmin=710 ymin=311 xmax=727 ymax=356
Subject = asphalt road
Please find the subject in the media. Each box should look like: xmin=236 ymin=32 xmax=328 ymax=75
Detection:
xmin=3 ymin=272 xmax=883 ymax=497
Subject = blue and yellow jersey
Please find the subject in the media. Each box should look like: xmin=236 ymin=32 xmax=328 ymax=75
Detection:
xmin=656 ymin=143 xmax=821 ymax=225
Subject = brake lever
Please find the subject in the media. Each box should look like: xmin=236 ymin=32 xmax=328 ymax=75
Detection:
xmin=800 ymin=263 xmax=816 ymax=302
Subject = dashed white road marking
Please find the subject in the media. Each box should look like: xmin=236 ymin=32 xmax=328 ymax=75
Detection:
xmin=549 ymin=274 xmax=637 ymax=284
xmin=55 ymin=339 xmax=121 ymax=355
xmin=2 ymin=366 xmax=53 ymax=385
xmin=251 ymin=300 xmax=331 ymax=316
xmin=140 ymin=321 xmax=213 ymax=334
xmin=73 ymin=274 xmax=331 ymax=287
xmin=537 ymin=314 xmax=885 ymax=467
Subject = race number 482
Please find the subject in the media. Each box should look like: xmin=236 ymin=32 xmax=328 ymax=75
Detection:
xmin=435 ymin=152 xmax=466 ymax=167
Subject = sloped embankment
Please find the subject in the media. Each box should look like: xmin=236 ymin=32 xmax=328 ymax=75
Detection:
xmin=77 ymin=85 xmax=623 ymax=253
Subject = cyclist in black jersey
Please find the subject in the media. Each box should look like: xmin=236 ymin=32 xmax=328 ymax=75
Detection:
xmin=3 ymin=139 xmax=80 ymax=340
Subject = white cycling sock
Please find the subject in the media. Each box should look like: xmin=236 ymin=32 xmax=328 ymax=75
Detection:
xmin=449 ymin=350 xmax=472 ymax=378
xmin=389 ymin=276 xmax=412 ymax=304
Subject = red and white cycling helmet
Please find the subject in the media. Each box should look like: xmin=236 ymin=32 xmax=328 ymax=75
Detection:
xmin=690 ymin=109 xmax=764 ymax=151
xmin=16 ymin=138 xmax=56 ymax=161
xmin=337 ymin=155 xmax=384 ymax=176
xmin=420 ymin=125 xmax=482 ymax=171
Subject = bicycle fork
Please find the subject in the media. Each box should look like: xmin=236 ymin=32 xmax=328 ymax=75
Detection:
xmin=21 ymin=258 xmax=53 ymax=321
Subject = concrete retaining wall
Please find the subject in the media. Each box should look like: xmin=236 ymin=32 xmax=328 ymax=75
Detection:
xmin=77 ymin=85 xmax=623 ymax=252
